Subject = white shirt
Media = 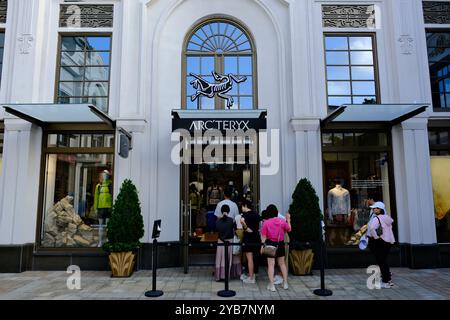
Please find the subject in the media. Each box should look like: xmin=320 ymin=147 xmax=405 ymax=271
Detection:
xmin=214 ymin=199 xmax=239 ymax=220
xmin=235 ymin=214 xmax=243 ymax=229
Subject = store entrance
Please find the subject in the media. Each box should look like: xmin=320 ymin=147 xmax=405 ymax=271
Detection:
xmin=181 ymin=160 xmax=259 ymax=271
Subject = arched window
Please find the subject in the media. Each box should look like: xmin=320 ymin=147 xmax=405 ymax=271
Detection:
xmin=183 ymin=18 xmax=256 ymax=110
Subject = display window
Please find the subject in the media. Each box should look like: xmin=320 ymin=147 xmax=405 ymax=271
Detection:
xmin=429 ymin=127 xmax=450 ymax=243
xmin=322 ymin=131 xmax=393 ymax=247
xmin=39 ymin=132 xmax=114 ymax=248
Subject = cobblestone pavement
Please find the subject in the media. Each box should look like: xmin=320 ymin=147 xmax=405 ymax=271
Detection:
xmin=0 ymin=267 xmax=449 ymax=300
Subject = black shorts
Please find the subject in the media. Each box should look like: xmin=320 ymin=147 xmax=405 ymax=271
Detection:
xmin=265 ymin=240 xmax=286 ymax=258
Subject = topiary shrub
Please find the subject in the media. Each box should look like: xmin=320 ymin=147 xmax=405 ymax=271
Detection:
xmin=288 ymin=178 xmax=323 ymax=250
xmin=102 ymin=179 xmax=144 ymax=253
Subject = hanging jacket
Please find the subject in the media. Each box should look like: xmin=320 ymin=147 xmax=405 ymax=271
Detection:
xmin=94 ymin=180 xmax=112 ymax=210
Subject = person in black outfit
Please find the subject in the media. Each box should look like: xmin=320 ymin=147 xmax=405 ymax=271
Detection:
xmin=214 ymin=205 xmax=235 ymax=281
xmin=240 ymin=199 xmax=262 ymax=284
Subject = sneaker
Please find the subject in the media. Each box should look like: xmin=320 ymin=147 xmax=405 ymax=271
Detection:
xmin=267 ymin=283 xmax=276 ymax=292
xmin=274 ymin=275 xmax=283 ymax=285
xmin=380 ymin=282 xmax=392 ymax=289
xmin=282 ymin=281 xmax=289 ymax=290
xmin=388 ymin=281 xmax=395 ymax=287
xmin=243 ymin=277 xmax=255 ymax=284
xmin=240 ymin=274 xmax=248 ymax=281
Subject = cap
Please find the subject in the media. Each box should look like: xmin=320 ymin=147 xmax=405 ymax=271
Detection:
xmin=370 ymin=201 xmax=385 ymax=210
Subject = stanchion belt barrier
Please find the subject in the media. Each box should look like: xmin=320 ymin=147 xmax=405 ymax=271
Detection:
xmin=144 ymin=240 xmax=332 ymax=298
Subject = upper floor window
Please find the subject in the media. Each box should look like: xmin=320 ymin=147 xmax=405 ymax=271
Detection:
xmin=324 ymin=34 xmax=379 ymax=106
xmin=56 ymin=35 xmax=112 ymax=113
xmin=426 ymin=31 xmax=450 ymax=110
xmin=184 ymin=19 xmax=256 ymax=110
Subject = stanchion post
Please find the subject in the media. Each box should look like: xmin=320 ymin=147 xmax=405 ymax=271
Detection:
xmin=313 ymin=219 xmax=332 ymax=297
xmin=145 ymin=238 xmax=164 ymax=297
xmin=217 ymin=240 xmax=236 ymax=297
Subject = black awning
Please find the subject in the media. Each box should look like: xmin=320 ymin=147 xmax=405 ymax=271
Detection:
xmin=3 ymin=104 xmax=115 ymax=129
xmin=172 ymin=109 xmax=267 ymax=133
xmin=321 ymin=104 xmax=428 ymax=128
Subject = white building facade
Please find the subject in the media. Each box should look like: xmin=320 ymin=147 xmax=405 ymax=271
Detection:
xmin=0 ymin=0 xmax=449 ymax=272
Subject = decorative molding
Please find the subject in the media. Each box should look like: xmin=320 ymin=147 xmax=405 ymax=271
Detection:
xmin=423 ymin=1 xmax=450 ymax=24
xmin=17 ymin=34 xmax=34 ymax=54
xmin=0 ymin=0 xmax=7 ymax=24
xmin=59 ymin=4 xmax=114 ymax=28
xmin=398 ymin=34 xmax=415 ymax=55
xmin=322 ymin=4 xmax=375 ymax=28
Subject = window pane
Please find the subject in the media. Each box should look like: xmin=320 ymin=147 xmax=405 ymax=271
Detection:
xmin=351 ymin=66 xmax=374 ymax=80
xmin=239 ymin=76 xmax=252 ymax=95
xmin=61 ymin=51 xmax=85 ymax=66
xmin=58 ymin=96 xmax=84 ymax=104
xmin=86 ymin=97 xmax=108 ymax=113
xmin=429 ymin=131 xmax=438 ymax=145
xmin=61 ymin=37 xmax=85 ymax=51
xmin=81 ymin=135 xmax=92 ymax=148
xmin=325 ymin=37 xmax=348 ymax=50
xmin=328 ymin=81 xmax=351 ymax=95
xmin=322 ymin=133 xmax=332 ymax=146
xmin=186 ymin=98 xmax=197 ymax=109
xmin=240 ymin=97 xmax=253 ymax=109
xmin=200 ymin=96 xmax=214 ymax=110
xmin=84 ymin=67 xmax=110 ymax=81
xmin=200 ymin=56 xmax=214 ymax=74
xmin=350 ymin=51 xmax=373 ymax=65
xmin=328 ymin=96 xmax=352 ymax=106
xmin=352 ymin=81 xmax=376 ymax=95
xmin=186 ymin=76 xmax=196 ymax=96
xmin=343 ymin=133 xmax=354 ymax=146
xmin=439 ymin=131 xmax=449 ymax=145
xmin=224 ymin=56 xmax=238 ymax=74
xmin=349 ymin=37 xmax=372 ymax=50
xmin=238 ymin=56 xmax=252 ymax=75
xmin=327 ymin=66 xmax=350 ymax=80
xmin=326 ymin=52 xmax=349 ymax=65
xmin=430 ymin=156 xmax=450 ymax=243
xmin=85 ymin=52 xmax=110 ymax=66
xmin=41 ymin=153 xmax=114 ymax=248
xmin=187 ymin=57 xmax=200 ymax=74
xmin=86 ymin=37 xmax=111 ymax=51
xmin=59 ymin=82 xmax=83 ymax=97
xmin=84 ymin=82 xmax=109 ymax=96
xmin=352 ymin=96 xmax=377 ymax=104
xmin=324 ymin=151 xmax=391 ymax=247
xmin=60 ymin=67 xmax=84 ymax=81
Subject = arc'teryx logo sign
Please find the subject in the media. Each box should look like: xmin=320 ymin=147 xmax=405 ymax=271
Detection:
xmin=189 ymin=120 xmax=250 ymax=131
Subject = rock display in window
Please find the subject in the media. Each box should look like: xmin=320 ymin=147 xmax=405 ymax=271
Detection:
xmin=42 ymin=196 xmax=98 ymax=247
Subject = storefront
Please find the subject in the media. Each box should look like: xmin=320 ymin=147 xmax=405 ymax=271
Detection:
xmin=0 ymin=0 xmax=449 ymax=272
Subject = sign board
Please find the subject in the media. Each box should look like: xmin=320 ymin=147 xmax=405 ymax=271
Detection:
xmin=152 ymin=219 xmax=162 ymax=239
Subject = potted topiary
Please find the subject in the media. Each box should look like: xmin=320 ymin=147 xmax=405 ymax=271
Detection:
xmin=288 ymin=178 xmax=323 ymax=275
xmin=102 ymin=179 xmax=144 ymax=277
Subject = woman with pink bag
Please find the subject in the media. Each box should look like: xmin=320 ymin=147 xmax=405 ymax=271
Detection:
xmin=260 ymin=204 xmax=291 ymax=292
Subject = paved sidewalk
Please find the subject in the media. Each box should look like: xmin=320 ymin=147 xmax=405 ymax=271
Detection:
xmin=0 ymin=267 xmax=449 ymax=300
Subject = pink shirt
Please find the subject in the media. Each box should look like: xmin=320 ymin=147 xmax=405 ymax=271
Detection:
xmin=261 ymin=217 xmax=291 ymax=242
xmin=367 ymin=214 xmax=396 ymax=244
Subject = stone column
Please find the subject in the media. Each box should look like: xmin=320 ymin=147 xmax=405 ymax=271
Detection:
xmin=290 ymin=119 xmax=324 ymax=212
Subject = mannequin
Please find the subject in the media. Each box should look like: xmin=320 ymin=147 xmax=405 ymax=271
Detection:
xmin=189 ymin=184 xmax=201 ymax=230
xmin=94 ymin=170 xmax=112 ymax=246
xmin=327 ymin=183 xmax=351 ymax=224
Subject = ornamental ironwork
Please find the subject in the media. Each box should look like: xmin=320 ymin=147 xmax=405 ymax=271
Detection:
xmin=0 ymin=0 xmax=7 ymax=24
xmin=189 ymin=72 xmax=247 ymax=109
xmin=423 ymin=1 xmax=450 ymax=24
xmin=322 ymin=5 xmax=375 ymax=28
xmin=59 ymin=4 xmax=114 ymax=28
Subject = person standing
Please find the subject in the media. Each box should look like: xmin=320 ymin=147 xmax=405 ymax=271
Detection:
xmin=214 ymin=205 xmax=235 ymax=281
xmin=240 ymin=199 xmax=262 ymax=284
xmin=367 ymin=201 xmax=395 ymax=288
xmin=214 ymin=188 xmax=239 ymax=220
xmin=260 ymin=205 xmax=291 ymax=292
